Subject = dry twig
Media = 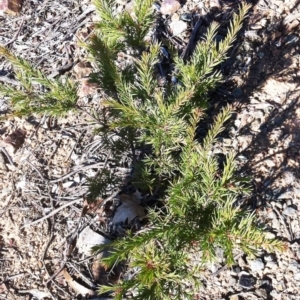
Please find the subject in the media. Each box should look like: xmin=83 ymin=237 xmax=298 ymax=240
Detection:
xmin=21 ymin=198 xmax=82 ymax=228
xmin=4 ymin=17 xmax=25 ymax=47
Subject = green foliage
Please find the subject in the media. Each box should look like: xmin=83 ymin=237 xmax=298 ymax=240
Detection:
xmin=0 ymin=0 xmax=286 ymax=299
xmin=93 ymin=0 xmax=155 ymax=49
xmin=87 ymin=168 xmax=120 ymax=202
xmin=88 ymin=1 xmax=285 ymax=299
xmin=0 ymin=46 xmax=78 ymax=116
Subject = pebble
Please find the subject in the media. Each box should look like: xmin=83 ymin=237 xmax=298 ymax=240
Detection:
xmin=233 ymin=266 xmax=241 ymax=274
xmin=288 ymin=262 xmax=300 ymax=272
xmin=294 ymin=188 xmax=300 ymax=197
xmin=266 ymin=261 xmax=278 ymax=270
xmin=277 ymin=191 xmax=293 ymax=200
xmin=271 ymin=219 xmax=280 ymax=231
xmin=270 ymin=290 xmax=281 ymax=300
xmin=229 ymin=295 xmax=239 ymax=300
xmin=210 ymin=0 xmax=221 ymax=9
xmin=160 ymin=0 xmax=180 ymax=15
xmin=171 ymin=13 xmax=180 ymax=22
xmin=73 ymin=173 xmax=81 ymax=183
xmin=267 ymin=211 xmax=277 ymax=219
xmin=265 ymin=232 xmax=276 ymax=240
xmin=239 ymin=273 xmax=256 ymax=288
xmin=228 ymin=277 xmax=237 ymax=286
xmin=62 ymin=181 xmax=74 ymax=188
xmin=294 ymin=273 xmax=300 ymax=280
xmin=248 ymin=259 xmax=264 ymax=272
xmin=238 ymin=257 xmax=246 ymax=268
xmin=215 ymin=247 xmax=224 ymax=262
xmin=276 ymin=281 xmax=286 ymax=291
xmin=207 ymin=263 xmax=219 ymax=273
xmin=283 ymin=207 xmax=297 ymax=216
xmin=256 ymin=288 xmax=267 ymax=299
xmin=170 ymin=20 xmax=187 ymax=36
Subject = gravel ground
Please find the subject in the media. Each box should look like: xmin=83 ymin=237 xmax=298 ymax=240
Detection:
xmin=0 ymin=0 xmax=300 ymax=299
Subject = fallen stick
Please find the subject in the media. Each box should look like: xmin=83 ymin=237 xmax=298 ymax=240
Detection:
xmin=4 ymin=17 xmax=25 ymax=46
xmin=21 ymin=198 xmax=82 ymax=229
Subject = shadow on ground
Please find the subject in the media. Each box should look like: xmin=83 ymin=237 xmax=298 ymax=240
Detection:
xmin=192 ymin=0 xmax=300 ymax=225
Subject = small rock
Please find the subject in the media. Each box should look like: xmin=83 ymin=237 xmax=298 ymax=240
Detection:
xmin=245 ymin=30 xmax=261 ymax=41
xmin=73 ymin=173 xmax=81 ymax=183
xmin=228 ymin=276 xmax=237 ymax=286
xmin=207 ymin=263 xmax=219 ymax=273
xmin=265 ymin=232 xmax=276 ymax=239
xmin=248 ymin=259 xmax=265 ymax=272
xmin=243 ymin=41 xmax=251 ymax=51
xmin=62 ymin=181 xmax=74 ymax=189
xmin=171 ymin=12 xmax=180 ymax=22
xmin=284 ymin=272 xmax=293 ymax=281
xmin=170 ymin=20 xmax=187 ymax=36
xmin=239 ymin=273 xmax=256 ymax=288
xmin=283 ymin=207 xmax=297 ymax=216
xmin=210 ymin=0 xmax=221 ymax=9
xmin=160 ymin=0 xmax=180 ymax=15
xmin=237 ymin=155 xmax=248 ymax=161
xmin=233 ymin=266 xmax=241 ymax=274
xmin=288 ymin=261 xmax=300 ymax=273
xmin=264 ymin=159 xmax=275 ymax=168
xmin=294 ymin=188 xmax=300 ymax=197
xmin=276 ymin=281 xmax=285 ymax=291
xmin=256 ymin=288 xmax=267 ymax=299
xmin=266 ymin=261 xmax=278 ymax=270
xmin=267 ymin=211 xmax=277 ymax=219
xmin=215 ymin=247 xmax=224 ymax=262
xmin=277 ymin=191 xmax=293 ymax=200
xmin=229 ymin=295 xmax=240 ymax=300
xmin=238 ymin=257 xmax=247 ymax=268
xmin=294 ymin=272 xmax=300 ymax=280
xmin=271 ymin=219 xmax=280 ymax=231
xmin=77 ymin=226 xmax=110 ymax=256
xmin=270 ymin=290 xmax=281 ymax=300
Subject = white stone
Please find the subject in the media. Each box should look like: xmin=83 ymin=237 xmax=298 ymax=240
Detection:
xmin=248 ymin=259 xmax=265 ymax=272
xmin=160 ymin=0 xmax=180 ymax=15
xmin=265 ymin=232 xmax=276 ymax=239
xmin=266 ymin=261 xmax=278 ymax=270
xmin=283 ymin=207 xmax=297 ymax=216
xmin=77 ymin=226 xmax=110 ymax=256
xmin=170 ymin=20 xmax=187 ymax=36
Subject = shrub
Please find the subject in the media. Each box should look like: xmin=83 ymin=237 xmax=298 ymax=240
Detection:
xmin=0 ymin=1 xmax=285 ymax=299
xmin=88 ymin=0 xmax=285 ymax=299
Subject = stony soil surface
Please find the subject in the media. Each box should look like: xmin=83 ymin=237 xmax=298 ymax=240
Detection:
xmin=0 ymin=0 xmax=300 ymax=299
